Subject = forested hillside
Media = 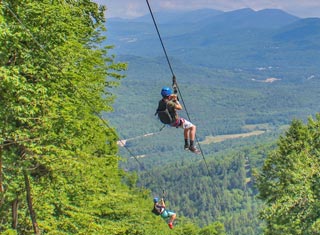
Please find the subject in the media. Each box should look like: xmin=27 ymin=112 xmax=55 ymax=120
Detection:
xmin=2 ymin=2 xmax=320 ymax=235
xmin=139 ymin=143 xmax=275 ymax=234
xmin=0 ymin=1 xmax=225 ymax=234
xmin=104 ymin=6 xmax=320 ymax=235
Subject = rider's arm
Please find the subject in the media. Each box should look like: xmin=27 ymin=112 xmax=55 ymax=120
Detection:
xmin=174 ymin=100 xmax=182 ymax=110
xmin=160 ymin=198 xmax=166 ymax=207
xmin=169 ymin=95 xmax=182 ymax=110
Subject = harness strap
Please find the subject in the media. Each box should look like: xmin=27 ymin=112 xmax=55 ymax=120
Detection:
xmin=155 ymin=205 xmax=165 ymax=214
xmin=171 ymin=118 xmax=183 ymax=128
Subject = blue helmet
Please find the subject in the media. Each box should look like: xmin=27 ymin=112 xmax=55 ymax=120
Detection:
xmin=153 ymin=197 xmax=159 ymax=203
xmin=161 ymin=87 xmax=172 ymax=97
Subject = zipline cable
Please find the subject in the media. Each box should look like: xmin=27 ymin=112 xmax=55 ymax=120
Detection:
xmin=145 ymin=0 xmax=211 ymax=176
xmin=145 ymin=0 xmax=174 ymax=78
xmin=3 ymin=1 xmax=163 ymax=187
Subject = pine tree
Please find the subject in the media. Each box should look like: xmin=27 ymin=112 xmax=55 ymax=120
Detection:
xmin=257 ymin=114 xmax=320 ymax=235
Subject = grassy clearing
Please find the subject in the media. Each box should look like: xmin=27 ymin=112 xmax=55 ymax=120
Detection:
xmin=201 ymin=130 xmax=266 ymax=144
xmin=242 ymin=123 xmax=270 ymax=131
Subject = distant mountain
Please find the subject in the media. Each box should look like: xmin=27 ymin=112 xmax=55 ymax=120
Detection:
xmin=198 ymin=8 xmax=299 ymax=30
xmin=130 ymin=8 xmax=223 ymax=24
xmin=106 ymin=7 xmax=320 ymax=69
xmin=273 ymin=17 xmax=320 ymax=42
xmin=106 ymin=8 xmax=224 ymax=47
xmin=161 ymin=8 xmax=298 ymax=50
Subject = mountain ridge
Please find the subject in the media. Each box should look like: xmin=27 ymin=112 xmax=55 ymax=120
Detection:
xmin=106 ymin=7 xmax=320 ymax=70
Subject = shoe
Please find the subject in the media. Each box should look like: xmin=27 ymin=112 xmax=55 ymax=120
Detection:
xmin=168 ymin=222 xmax=173 ymax=229
xmin=184 ymin=144 xmax=190 ymax=150
xmin=189 ymin=146 xmax=200 ymax=154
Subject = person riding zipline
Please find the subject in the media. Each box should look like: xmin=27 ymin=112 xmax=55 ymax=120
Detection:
xmin=152 ymin=197 xmax=176 ymax=229
xmin=155 ymin=87 xmax=200 ymax=154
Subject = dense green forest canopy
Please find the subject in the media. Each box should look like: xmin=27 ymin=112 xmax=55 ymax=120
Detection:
xmin=1 ymin=1 xmax=320 ymax=235
xmin=0 ymin=1 xmax=226 ymax=234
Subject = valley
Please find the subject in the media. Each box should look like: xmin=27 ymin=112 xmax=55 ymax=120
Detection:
xmin=106 ymin=8 xmax=320 ymax=234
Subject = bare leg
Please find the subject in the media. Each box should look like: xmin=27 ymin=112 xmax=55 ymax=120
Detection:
xmin=169 ymin=214 xmax=176 ymax=224
xmin=189 ymin=125 xmax=196 ymax=141
xmin=184 ymin=125 xmax=196 ymax=140
xmin=184 ymin=128 xmax=189 ymax=140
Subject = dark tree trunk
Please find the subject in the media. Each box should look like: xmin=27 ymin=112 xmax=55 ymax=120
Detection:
xmin=24 ymin=170 xmax=40 ymax=235
xmin=0 ymin=146 xmax=3 ymax=193
xmin=12 ymin=198 xmax=19 ymax=229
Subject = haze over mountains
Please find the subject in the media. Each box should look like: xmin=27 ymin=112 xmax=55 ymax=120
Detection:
xmin=106 ymin=8 xmax=320 ymax=70
xmin=105 ymin=7 xmax=320 ymax=166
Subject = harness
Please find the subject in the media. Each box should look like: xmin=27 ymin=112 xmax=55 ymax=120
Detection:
xmin=171 ymin=118 xmax=183 ymax=128
xmin=155 ymin=204 xmax=165 ymax=214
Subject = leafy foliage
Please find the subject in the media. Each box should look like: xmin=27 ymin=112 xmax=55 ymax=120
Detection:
xmin=0 ymin=1 xmax=158 ymax=234
xmin=0 ymin=1 xmax=227 ymax=234
xmin=2 ymin=2 xmax=319 ymax=235
xmin=257 ymin=114 xmax=320 ymax=234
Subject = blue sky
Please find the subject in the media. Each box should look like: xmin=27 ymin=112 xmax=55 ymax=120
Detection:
xmin=94 ymin=0 xmax=320 ymax=19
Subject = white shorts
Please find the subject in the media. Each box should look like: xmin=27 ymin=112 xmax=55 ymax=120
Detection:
xmin=180 ymin=118 xmax=194 ymax=129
